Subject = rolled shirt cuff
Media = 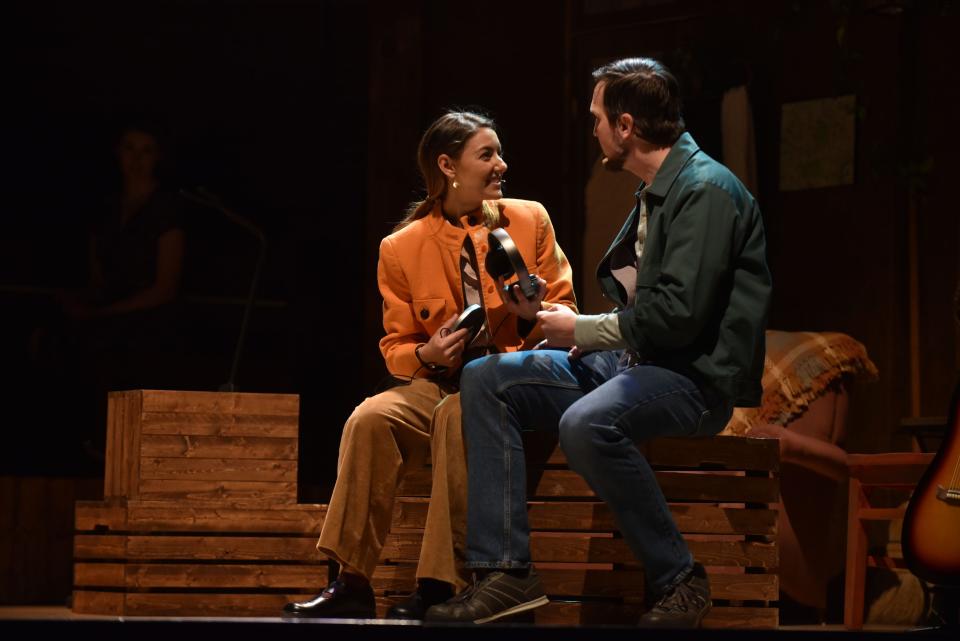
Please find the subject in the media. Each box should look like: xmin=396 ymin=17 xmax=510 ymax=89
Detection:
xmin=574 ymin=313 xmax=629 ymax=350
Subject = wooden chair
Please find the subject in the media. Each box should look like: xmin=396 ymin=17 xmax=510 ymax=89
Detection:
xmin=844 ymin=452 xmax=934 ymax=629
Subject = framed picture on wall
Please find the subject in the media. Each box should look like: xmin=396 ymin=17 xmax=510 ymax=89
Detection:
xmin=779 ymin=94 xmax=857 ymax=191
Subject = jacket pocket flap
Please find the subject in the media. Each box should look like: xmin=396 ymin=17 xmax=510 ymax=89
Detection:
xmin=413 ymin=297 xmax=449 ymax=333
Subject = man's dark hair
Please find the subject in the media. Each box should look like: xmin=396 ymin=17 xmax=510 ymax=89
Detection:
xmin=592 ymin=57 xmax=685 ymax=146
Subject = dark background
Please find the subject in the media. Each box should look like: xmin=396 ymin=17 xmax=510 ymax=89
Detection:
xmin=1 ymin=0 xmax=958 ymax=601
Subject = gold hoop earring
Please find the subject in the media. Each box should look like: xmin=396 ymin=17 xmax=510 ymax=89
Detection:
xmin=452 ymin=179 xmax=460 ymax=189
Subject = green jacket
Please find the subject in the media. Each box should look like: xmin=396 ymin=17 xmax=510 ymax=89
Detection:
xmin=597 ymin=133 xmax=771 ymax=406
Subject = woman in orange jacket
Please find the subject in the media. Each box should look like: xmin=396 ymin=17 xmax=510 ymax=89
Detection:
xmin=283 ymin=111 xmax=577 ymax=620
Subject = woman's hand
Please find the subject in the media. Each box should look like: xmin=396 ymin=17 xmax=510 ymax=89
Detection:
xmin=418 ymin=314 xmax=469 ymax=369
xmin=536 ymin=303 xmax=578 ymax=347
xmin=495 ymin=275 xmax=547 ymax=321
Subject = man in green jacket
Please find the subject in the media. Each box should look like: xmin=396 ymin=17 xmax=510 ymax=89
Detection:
xmin=426 ymin=57 xmax=772 ymax=627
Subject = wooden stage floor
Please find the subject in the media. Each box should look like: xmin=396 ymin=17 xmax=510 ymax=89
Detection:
xmin=0 ymin=606 xmax=948 ymax=640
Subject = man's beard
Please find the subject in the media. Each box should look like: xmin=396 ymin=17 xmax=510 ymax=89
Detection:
xmin=601 ymin=150 xmax=627 ymax=172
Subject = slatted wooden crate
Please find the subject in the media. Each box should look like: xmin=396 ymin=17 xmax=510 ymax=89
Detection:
xmin=376 ymin=434 xmax=780 ymax=628
xmin=74 ymin=390 xmax=330 ymax=616
xmin=104 ymin=389 xmax=301 ymax=504
xmin=72 ymin=499 xmax=329 ymax=616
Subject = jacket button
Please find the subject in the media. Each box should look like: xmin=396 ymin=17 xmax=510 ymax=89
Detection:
xmin=420 ymin=308 xmax=429 ymax=319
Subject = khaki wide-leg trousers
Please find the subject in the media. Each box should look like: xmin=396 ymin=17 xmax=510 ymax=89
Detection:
xmin=317 ymin=378 xmax=468 ymax=589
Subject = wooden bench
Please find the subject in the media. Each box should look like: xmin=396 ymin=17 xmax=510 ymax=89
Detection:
xmin=75 ymin=390 xmax=779 ymax=625
xmin=72 ymin=390 xmax=329 ymax=616
xmin=377 ymin=433 xmax=780 ymax=628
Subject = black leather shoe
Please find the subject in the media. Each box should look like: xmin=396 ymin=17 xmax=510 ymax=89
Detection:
xmin=283 ymin=579 xmax=376 ymax=618
xmin=386 ymin=590 xmax=427 ymax=620
xmin=387 ymin=580 xmax=454 ymax=620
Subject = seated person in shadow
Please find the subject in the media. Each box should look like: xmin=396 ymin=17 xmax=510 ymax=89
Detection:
xmin=72 ymin=121 xmax=185 ymax=326
xmin=32 ymin=119 xmax=186 ymax=459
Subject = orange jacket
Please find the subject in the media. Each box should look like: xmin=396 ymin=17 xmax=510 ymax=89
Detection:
xmin=378 ymin=198 xmax=577 ymax=378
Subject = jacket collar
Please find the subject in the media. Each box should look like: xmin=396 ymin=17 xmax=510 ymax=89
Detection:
xmin=636 ymin=132 xmax=701 ymax=199
xmin=422 ymin=200 xmax=495 ymax=248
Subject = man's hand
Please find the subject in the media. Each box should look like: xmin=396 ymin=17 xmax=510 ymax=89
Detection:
xmin=419 ymin=314 xmax=469 ymax=369
xmin=536 ymin=304 xmax=578 ymax=347
xmin=495 ymin=275 xmax=547 ymax=321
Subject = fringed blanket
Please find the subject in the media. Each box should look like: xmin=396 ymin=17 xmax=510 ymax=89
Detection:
xmin=722 ymin=330 xmax=879 ymax=435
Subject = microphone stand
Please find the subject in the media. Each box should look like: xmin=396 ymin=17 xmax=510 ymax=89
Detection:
xmin=180 ymin=187 xmax=267 ymax=392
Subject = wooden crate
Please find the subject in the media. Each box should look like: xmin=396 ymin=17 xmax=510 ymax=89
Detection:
xmin=72 ymin=499 xmax=329 ymax=616
xmin=104 ymin=390 xmax=301 ymax=504
xmin=75 ymin=390 xmax=323 ymax=617
xmin=377 ymin=434 xmax=780 ymax=628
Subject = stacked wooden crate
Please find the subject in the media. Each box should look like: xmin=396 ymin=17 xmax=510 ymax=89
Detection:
xmin=72 ymin=390 xmax=328 ymax=616
xmin=376 ymin=434 xmax=780 ymax=628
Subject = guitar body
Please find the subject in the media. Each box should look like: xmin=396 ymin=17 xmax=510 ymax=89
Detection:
xmin=902 ymin=383 xmax=960 ymax=587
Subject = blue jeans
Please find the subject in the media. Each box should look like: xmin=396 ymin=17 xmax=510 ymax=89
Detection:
xmin=459 ymin=349 xmax=733 ymax=595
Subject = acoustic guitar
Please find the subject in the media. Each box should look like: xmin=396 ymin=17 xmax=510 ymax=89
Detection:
xmin=902 ymin=381 xmax=960 ymax=587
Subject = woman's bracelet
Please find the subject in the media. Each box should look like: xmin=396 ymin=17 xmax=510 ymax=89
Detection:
xmin=415 ymin=343 xmax=447 ymax=373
